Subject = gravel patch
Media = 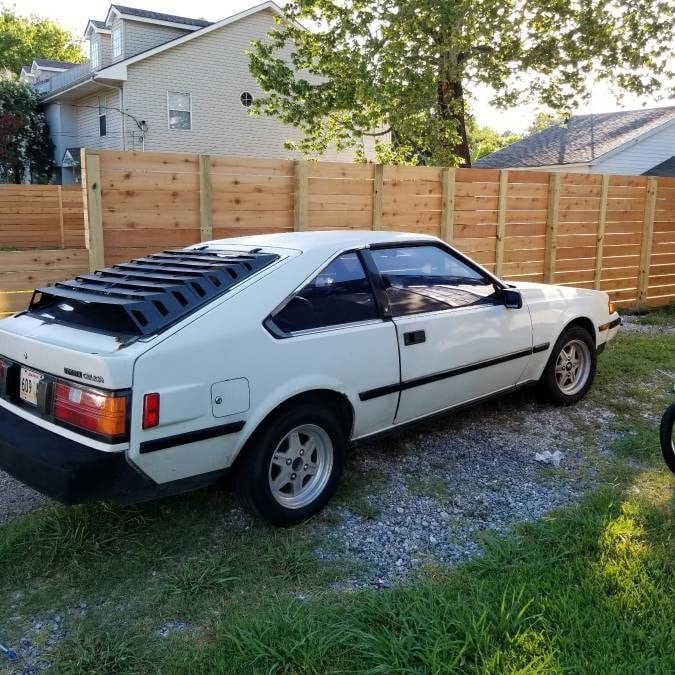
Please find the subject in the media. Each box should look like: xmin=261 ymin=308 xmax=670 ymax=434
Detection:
xmin=318 ymin=390 xmax=615 ymax=588
xmin=619 ymin=313 xmax=675 ymax=336
xmin=0 ymin=615 xmax=65 ymax=675
xmin=0 ymin=472 xmax=49 ymax=527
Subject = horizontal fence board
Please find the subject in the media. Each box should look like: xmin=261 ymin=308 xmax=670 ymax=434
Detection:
xmin=0 ymin=247 xmax=89 ymax=317
xmin=48 ymin=149 xmax=672 ymax=311
xmin=0 ymin=184 xmax=85 ymax=250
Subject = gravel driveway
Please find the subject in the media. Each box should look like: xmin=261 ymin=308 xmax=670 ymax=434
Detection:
xmin=0 ymin=473 xmax=48 ymax=527
xmin=0 ymin=315 xmax=666 ymax=570
xmin=318 ymin=389 xmax=615 ymax=588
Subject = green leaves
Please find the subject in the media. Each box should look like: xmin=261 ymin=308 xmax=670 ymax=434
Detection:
xmin=0 ymin=79 xmax=53 ymax=183
xmin=0 ymin=7 xmax=85 ymax=75
xmin=249 ymin=0 xmax=674 ymax=165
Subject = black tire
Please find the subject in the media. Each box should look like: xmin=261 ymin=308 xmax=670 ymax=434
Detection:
xmin=235 ymin=403 xmax=346 ymax=526
xmin=660 ymin=403 xmax=675 ymax=475
xmin=539 ymin=325 xmax=597 ymax=406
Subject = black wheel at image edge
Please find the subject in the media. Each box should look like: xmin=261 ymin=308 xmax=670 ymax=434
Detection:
xmin=660 ymin=403 xmax=675 ymax=474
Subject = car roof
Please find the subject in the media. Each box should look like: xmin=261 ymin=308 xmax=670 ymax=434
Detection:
xmin=203 ymin=230 xmax=438 ymax=255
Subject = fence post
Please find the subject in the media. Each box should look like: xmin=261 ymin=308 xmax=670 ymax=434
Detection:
xmin=495 ymin=170 xmax=509 ymax=277
xmin=81 ymin=150 xmax=105 ymax=272
xmin=441 ymin=167 xmax=456 ymax=244
xmin=544 ymin=173 xmax=561 ymax=284
xmin=198 ymin=154 xmax=213 ymax=242
xmin=372 ymin=164 xmax=384 ymax=230
xmin=294 ymin=160 xmax=309 ymax=231
xmin=593 ymin=175 xmax=609 ymax=290
xmin=637 ymin=177 xmax=658 ymax=308
xmin=56 ymin=185 xmax=65 ymax=249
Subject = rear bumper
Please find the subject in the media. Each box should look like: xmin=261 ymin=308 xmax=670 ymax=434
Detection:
xmin=0 ymin=405 xmax=151 ymax=504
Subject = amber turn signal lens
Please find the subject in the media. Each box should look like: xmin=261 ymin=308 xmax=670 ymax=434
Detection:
xmin=608 ymin=300 xmax=616 ymax=315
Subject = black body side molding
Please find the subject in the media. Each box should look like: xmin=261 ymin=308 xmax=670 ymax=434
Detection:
xmin=359 ymin=343 xmax=550 ymax=401
xmin=139 ymin=421 xmax=245 ymax=454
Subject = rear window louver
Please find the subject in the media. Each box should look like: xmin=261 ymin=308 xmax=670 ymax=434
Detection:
xmin=28 ymin=248 xmax=279 ymax=337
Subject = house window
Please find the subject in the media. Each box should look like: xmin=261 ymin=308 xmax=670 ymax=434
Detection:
xmin=240 ymin=92 xmax=253 ymax=108
xmin=168 ymin=91 xmax=191 ymax=130
xmin=98 ymin=96 xmax=107 ymax=137
xmin=90 ymin=40 xmax=100 ymax=69
xmin=112 ymin=25 xmax=123 ymax=58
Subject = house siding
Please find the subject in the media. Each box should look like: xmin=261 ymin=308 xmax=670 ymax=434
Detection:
xmin=45 ymin=102 xmax=78 ymax=167
xmin=74 ymin=90 xmax=124 ymax=152
xmin=122 ymin=10 xmax=355 ymax=161
xmin=123 ymin=20 xmax=192 ymax=59
xmin=591 ymin=121 xmax=675 ymax=175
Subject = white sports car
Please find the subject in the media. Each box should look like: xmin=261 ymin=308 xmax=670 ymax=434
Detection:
xmin=0 ymin=231 xmax=619 ymax=524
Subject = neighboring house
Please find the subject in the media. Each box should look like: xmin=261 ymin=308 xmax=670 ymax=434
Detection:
xmin=20 ymin=2 xmax=369 ymax=184
xmin=475 ymin=106 xmax=675 ymax=176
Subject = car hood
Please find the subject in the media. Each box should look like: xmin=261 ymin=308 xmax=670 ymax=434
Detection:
xmin=507 ymin=280 xmax=607 ymax=302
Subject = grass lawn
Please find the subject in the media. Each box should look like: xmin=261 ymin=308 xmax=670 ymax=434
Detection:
xmin=0 ymin=312 xmax=673 ymax=674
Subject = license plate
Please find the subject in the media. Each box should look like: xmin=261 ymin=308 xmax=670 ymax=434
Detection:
xmin=19 ymin=368 xmax=43 ymax=406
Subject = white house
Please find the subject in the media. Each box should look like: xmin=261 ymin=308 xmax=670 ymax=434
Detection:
xmin=475 ymin=106 xmax=675 ymax=176
xmin=20 ymin=2 xmax=371 ymax=184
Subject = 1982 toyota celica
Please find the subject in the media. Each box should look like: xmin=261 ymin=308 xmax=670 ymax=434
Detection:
xmin=0 ymin=231 xmax=620 ymax=524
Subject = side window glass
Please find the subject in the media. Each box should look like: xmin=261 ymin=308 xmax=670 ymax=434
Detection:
xmin=272 ymin=252 xmax=379 ymax=333
xmin=370 ymin=245 xmax=498 ymax=316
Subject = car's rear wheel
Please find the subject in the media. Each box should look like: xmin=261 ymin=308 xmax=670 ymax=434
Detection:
xmin=235 ymin=404 xmax=346 ymax=526
xmin=540 ymin=325 xmax=596 ymax=405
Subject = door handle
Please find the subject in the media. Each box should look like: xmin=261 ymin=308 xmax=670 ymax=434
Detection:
xmin=403 ymin=330 xmax=426 ymax=346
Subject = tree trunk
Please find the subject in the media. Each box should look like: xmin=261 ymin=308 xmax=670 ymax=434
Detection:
xmin=437 ymin=74 xmax=471 ymax=167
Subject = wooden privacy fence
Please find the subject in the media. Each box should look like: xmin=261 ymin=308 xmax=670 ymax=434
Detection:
xmin=82 ymin=149 xmax=675 ymax=309
xmin=0 ymin=184 xmax=85 ymax=249
xmin=0 ymin=249 xmax=90 ymax=317
xmin=0 ymin=184 xmax=88 ymax=317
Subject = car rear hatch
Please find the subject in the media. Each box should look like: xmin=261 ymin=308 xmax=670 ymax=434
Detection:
xmin=0 ymin=247 xmax=281 ymax=442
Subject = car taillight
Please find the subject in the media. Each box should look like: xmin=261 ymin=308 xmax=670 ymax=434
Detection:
xmin=53 ymin=382 xmax=128 ymax=440
xmin=142 ymin=393 xmax=160 ymax=429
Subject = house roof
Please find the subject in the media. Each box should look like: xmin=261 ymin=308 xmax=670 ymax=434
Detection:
xmin=43 ymin=1 xmax=287 ymax=102
xmin=96 ymin=1 xmax=285 ymax=76
xmin=33 ymin=59 xmax=80 ymax=70
xmin=109 ymin=4 xmax=212 ymax=28
xmin=475 ymin=106 xmax=675 ymax=168
xmin=89 ymin=20 xmax=107 ymax=29
xmin=644 ymin=155 xmax=675 ymax=177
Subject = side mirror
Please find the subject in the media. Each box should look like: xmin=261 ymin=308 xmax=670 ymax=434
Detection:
xmin=502 ymin=288 xmax=522 ymax=309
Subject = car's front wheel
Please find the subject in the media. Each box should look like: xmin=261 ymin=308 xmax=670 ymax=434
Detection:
xmin=235 ymin=404 xmax=346 ymax=526
xmin=540 ymin=325 xmax=597 ymax=405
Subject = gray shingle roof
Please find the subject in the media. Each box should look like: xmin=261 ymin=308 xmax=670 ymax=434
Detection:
xmin=475 ymin=106 xmax=675 ymax=168
xmin=111 ymin=5 xmax=212 ymax=27
xmin=644 ymin=155 xmax=675 ymax=177
xmin=34 ymin=59 xmax=80 ymax=69
xmin=89 ymin=19 xmax=107 ymax=29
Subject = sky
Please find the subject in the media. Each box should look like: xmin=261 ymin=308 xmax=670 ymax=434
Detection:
xmin=13 ymin=0 xmax=675 ymax=133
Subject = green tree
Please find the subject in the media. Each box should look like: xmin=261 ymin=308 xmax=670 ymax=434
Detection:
xmin=0 ymin=78 xmax=53 ymax=183
xmin=526 ymin=110 xmax=568 ymax=136
xmin=249 ymin=0 xmax=674 ymax=166
xmin=468 ymin=121 xmax=521 ymax=162
xmin=0 ymin=5 xmax=85 ymax=75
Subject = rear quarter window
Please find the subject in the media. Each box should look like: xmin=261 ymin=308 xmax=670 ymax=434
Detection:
xmin=271 ymin=252 xmax=379 ymax=333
